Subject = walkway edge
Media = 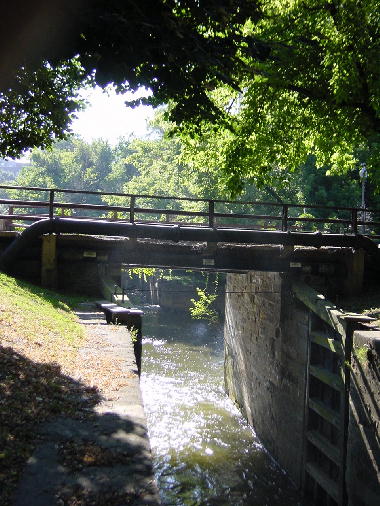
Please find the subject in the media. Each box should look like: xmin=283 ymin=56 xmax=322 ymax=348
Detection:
xmin=13 ymin=302 xmax=161 ymax=506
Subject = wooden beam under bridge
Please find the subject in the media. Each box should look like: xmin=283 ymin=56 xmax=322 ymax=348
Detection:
xmin=52 ymin=233 xmax=346 ymax=274
xmin=0 ymin=217 xmax=378 ymax=274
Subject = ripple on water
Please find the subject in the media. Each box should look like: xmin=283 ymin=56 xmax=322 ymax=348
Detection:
xmin=140 ymin=311 xmax=302 ymax=506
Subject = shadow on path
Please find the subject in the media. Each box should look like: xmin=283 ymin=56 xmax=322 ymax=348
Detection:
xmin=0 ymin=341 xmax=158 ymax=506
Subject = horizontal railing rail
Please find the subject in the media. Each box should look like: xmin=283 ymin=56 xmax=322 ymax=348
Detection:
xmin=0 ymin=184 xmax=379 ymax=238
xmin=0 ymin=183 xmax=378 ymax=212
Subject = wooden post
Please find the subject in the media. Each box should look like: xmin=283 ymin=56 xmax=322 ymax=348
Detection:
xmin=351 ymin=208 xmax=358 ymax=234
xmin=49 ymin=190 xmax=55 ymax=219
xmin=6 ymin=205 xmax=14 ymax=231
xmin=282 ymin=204 xmax=289 ymax=231
xmin=41 ymin=234 xmax=57 ymax=288
xmin=208 ymin=200 xmax=215 ymax=228
xmin=130 ymin=195 xmax=135 ymax=223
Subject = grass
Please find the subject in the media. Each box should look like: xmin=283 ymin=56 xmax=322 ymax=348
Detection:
xmin=353 ymin=344 xmax=370 ymax=365
xmin=0 ymin=273 xmax=96 ymax=505
xmin=0 ymin=273 xmax=86 ymax=346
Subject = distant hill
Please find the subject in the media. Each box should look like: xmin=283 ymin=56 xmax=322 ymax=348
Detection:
xmin=0 ymin=159 xmax=29 ymax=182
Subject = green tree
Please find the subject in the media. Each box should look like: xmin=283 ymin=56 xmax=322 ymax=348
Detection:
xmin=104 ymin=138 xmax=138 ymax=192
xmin=0 ymin=1 xmax=253 ymax=157
xmin=11 ymin=137 xmax=115 ymax=205
xmin=2 ymin=1 xmax=379 ymax=194
xmin=0 ymin=60 xmax=85 ymax=159
xmin=104 ymin=136 xmax=202 ymax=221
xmin=180 ymin=0 xmax=380 ymax=192
xmin=295 ymin=157 xmax=361 ymax=214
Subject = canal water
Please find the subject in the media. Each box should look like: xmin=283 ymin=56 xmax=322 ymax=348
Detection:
xmin=140 ymin=309 xmax=302 ymax=506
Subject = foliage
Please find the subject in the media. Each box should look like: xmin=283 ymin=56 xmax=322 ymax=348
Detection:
xmin=353 ymin=344 xmax=370 ymax=366
xmin=8 ymin=137 xmax=115 ymax=209
xmin=189 ymin=272 xmax=221 ymax=323
xmin=2 ymin=1 xmax=379 ymax=193
xmin=125 ymin=267 xmax=159 ymax=282
xmin=293 ymin=156 xmax=361 ymax=214
xmin=103 ymin=124 xmax=291 ymax=223
xmin=294 ymin=213 xmax=317 ymax=232
xmin=0 ymin=60 xmax=85 ymax=158
xmin=189 ymin=288 xmax=218 ymax=324
xmin=0 ymin=0 xmax=255 ymax=157
xmin=129 ymin=327 xmax=140 ymax=344
xmin=178 ymin=0 xmax=380 ymax=192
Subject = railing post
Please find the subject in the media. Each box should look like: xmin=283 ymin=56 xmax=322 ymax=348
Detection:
xmin=351 ymin=209 xmax=358 ymax=234
xmin=49 ymin=190 xmax=55 ymax=219
xmin=208 ymin=200 xmax=215 ymax=228
xmin=130 ymin=195 xmax=135 ymax=223
xmin=281 ymin=204 xmax=288 ymax=231
xmin=6 ymin=205 xmax=14 ymax=231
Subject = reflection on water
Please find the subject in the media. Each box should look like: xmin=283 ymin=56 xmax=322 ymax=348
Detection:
xmin=140 ymin=309 xmax=302 ymax=506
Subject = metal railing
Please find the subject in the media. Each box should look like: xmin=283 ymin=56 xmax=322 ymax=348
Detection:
xmin=0 ymin=184 xmax=379 ymax=237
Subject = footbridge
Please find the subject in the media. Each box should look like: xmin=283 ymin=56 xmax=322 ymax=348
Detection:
xmin=0 ymin=185 xmax=379 ymax=293
xmin=1 ymin=185 xmax=379 ymax=505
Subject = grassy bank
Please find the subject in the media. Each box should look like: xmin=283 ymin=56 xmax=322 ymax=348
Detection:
xmin=0 ymin=273 xmax=85 ymax=346
xmin=0 ymin=273 xmax=98 ymax=505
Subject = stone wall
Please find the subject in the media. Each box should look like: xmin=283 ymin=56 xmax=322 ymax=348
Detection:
xmin=224 ymin=271 xmax=309 ymax=486
xmin=346 ymin=330 xmax=380 ymax=506
xmin=224 ymin=271 xmax=380 ymax=503
xmin=58 ymin=259 xmax=102 ymax=295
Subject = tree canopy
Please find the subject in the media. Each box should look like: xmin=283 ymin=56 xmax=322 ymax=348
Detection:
xmin=1 ymin=0 xmax=254 ymax=158
xmin=1 ymin=1 xmax=379 ymax=192
xmin=179 ymin=0 xmax=380 ymax=192
xmin=4 ymin=129 xmax=373 ymax=214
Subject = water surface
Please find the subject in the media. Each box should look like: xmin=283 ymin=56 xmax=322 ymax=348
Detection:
xmin=140 ymin=309 xmax=302 ymax=506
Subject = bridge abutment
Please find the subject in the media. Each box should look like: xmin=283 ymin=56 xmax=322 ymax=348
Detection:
xmin=224 ymin=271 xmax=380 ymax=505
xmin=224 ymin=271 xmax=308 ymax=486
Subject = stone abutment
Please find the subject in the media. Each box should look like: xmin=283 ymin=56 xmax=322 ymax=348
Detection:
xmin=224 ymin=271 xmax=379 ymax=506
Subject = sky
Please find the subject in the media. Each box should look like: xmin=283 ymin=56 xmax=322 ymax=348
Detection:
xmin=12 ymin=86 xmax=155 ymax=162
xmin=70 ymin=86 xmax=155 ymax=144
